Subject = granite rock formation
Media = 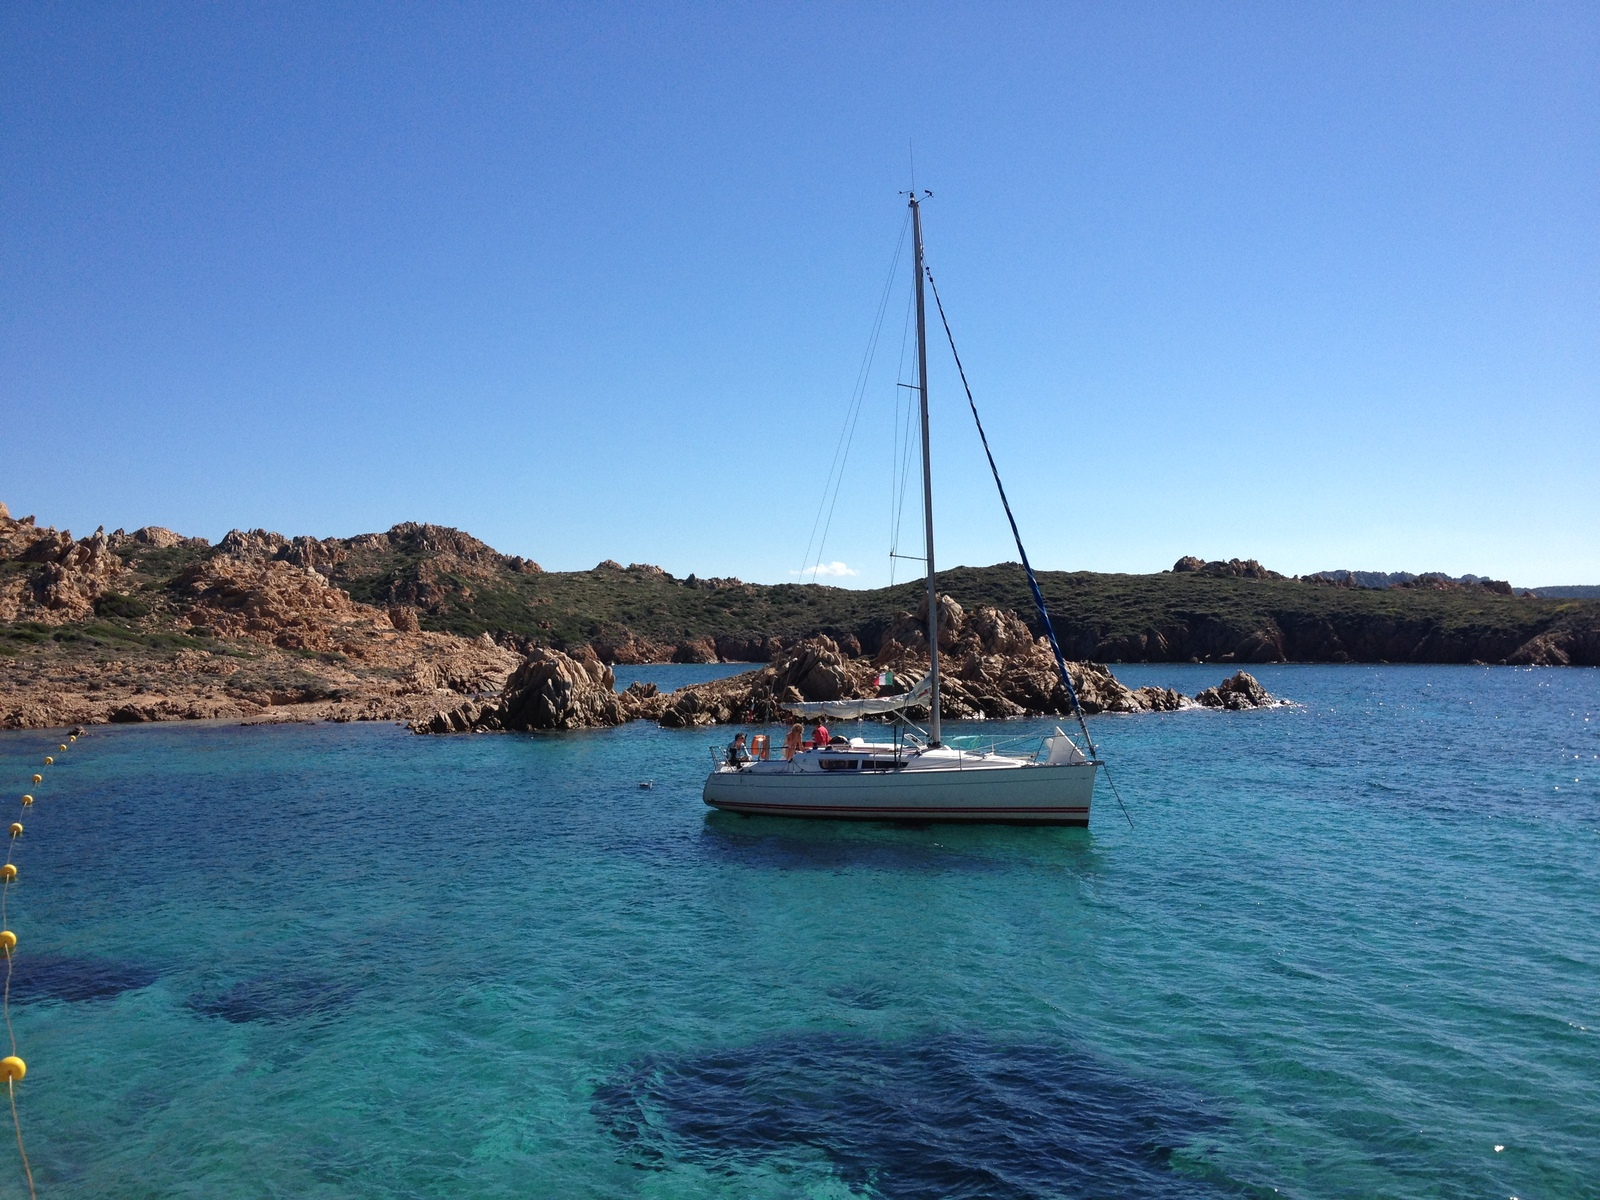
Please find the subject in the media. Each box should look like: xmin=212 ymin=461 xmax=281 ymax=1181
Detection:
xmin=7 ymin=498 xmax=1594 ymax=732
xmin=416 ymin=599 xmax=1285 ymax=734
xmin=1504 ymin=624 xmax=1600 ymax=667
xmin=1 ymin=505 xmax=519 ymax=730
xmin=411 ymin=646 xmax=678 ymax=733
xmin=0 ymin=505 xmax=131 ymax=624
xmin=177 ymin=554 xmax=385 ymax=651
xmin=1171 ymin=556 xmax=1286 ymax=581
xmin=1194 ymin=672 xmax=1275 ymax=710
xmin=1 ymin=627 xmax=518 ymax=731
xmin=650 ymin=603 xmax=1259 ymax=729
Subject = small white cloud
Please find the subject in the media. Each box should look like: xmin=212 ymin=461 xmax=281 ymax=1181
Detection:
xmin=790 ymin=561 xmax=859 ymax=578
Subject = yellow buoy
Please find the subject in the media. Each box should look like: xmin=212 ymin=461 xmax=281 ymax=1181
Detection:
xmin=0 ymin=1057 xmax=25 ymax=1082
xmin=43 ymin=757 xmax=53 ymax=765
xmin=69 ymin=735 xmax=77 ymax=742
xmin=0 ymin=932 xmax=14 ymax=951
xmin=8 ymin=824 xmax=20 ymax=839
xmin=31 ymin=775 xmax=41 ymax=784
xmin=58 ymin=744 xmax=67 ymax=751
xmin=20 ymin=796 xmax=32 ymax=807
xmin=1 ymin=865 xmax=17 ymax=882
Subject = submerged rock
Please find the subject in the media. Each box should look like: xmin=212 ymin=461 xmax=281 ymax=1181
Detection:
xmin=594 ymin=1030 xmax=1232 ymax=1200
xmin=8 ymin=954 xmax=159 ymax=1004
xmin=186 ymin=971 xmax=362 ymax=1024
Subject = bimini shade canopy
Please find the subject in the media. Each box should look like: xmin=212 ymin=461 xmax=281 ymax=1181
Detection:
xmin=787 ymin=673 xmax=933 ymax=719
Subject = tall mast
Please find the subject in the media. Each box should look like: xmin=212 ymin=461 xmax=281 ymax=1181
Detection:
xmin=911 ymin=194 xmax=941 ymax=747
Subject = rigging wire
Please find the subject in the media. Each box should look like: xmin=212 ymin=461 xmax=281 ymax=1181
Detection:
xmin=922 ymin=264 xmax=1132 ymax=829
xmin=887 ymin=286 xmax=918 ymax=587
xmin=797 ymin=213 xmax=910 ymax=585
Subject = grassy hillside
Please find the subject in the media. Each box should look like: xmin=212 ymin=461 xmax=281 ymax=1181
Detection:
xmin=5 ymin=511 xmax=1596 ymax=666
xmin=324 ymin=545 xmax=1599 ymax=666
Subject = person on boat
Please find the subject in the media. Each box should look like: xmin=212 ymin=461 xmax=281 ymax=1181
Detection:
xmin=726 ymin=732 xmax=750 ymax=766
xmin=810 ymin=721 xmax=830 ymax=749
xmin=783 ymin=723 xmax=804 ymax=760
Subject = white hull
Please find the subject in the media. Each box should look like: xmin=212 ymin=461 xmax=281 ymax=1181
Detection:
xmin=704 ymin=751 xmax=1096 ymax=826
xmin=694 ymin=198 xmax=1107 ymax=829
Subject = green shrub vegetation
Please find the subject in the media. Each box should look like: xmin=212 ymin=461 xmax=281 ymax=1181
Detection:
xmin=8 ymin=522 xmax=1596 ymax=664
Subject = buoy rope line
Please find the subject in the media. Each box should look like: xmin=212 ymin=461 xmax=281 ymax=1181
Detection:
xmin=1 ymin=731 xmax=76 ymax=1200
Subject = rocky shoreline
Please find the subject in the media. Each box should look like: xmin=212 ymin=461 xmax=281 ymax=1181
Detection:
xmin=6 ymin=498 xmax=1587 ymax=732
xmin=410 ymin=598 xmax=1285 ymax=735
xmin=1 ymin=503 xmax=518 ymax=729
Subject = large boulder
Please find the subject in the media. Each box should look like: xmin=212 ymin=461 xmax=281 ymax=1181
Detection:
xmin=498 ymin=647 xmax=623 ymax=731
xmin=591 ymin=630 xmax=672 ymax=664
xmin=387 ymin=605 xmax=422 ymax=633
xmin=671 ymin=637 xmax=720 ymax=664
xmin=1194 ymin=671 xmax=1278 ymax=710
xmin=132 ymin=526 xmax=185 ymax=548
xmin=968 ymin=606 xmax=1035 ymax=656
xmin=415 ymin=646 xmax=626 ymax=733
xmin=654 ymin=637 xmax=859 ymax=728
xmin=712 ymin=634 xmax=787 ymax=663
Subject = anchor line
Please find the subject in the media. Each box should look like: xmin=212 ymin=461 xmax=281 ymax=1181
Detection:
xmin=921 ymin=266 xmax=1113 ymax=783
xmin=1100 ymin=761 xmax=1136 ymax=832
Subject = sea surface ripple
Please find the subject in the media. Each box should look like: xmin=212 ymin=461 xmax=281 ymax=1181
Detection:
xmin=1 ymin=664 xmax=1595 ymax=1198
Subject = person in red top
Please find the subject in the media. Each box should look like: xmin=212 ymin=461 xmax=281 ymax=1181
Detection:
xmin=810 ymin=722 xmax=831 ymax=748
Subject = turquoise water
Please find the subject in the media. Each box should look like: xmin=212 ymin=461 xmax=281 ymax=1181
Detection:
xmin=1 ymin=665 xmax=1596 ymax=1198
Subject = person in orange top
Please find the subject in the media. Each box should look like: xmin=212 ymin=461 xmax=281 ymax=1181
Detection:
xmin=783 ymin=723 xmax=805 ymax=760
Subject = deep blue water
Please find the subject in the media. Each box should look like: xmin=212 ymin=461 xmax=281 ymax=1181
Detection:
xmin=1 ymin=665 xmax=1596 ymax=1198
xmin=612 ymin=662 xmax=753 ymax=693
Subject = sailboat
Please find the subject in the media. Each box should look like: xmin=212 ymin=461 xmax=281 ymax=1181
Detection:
xmin=702 ymin=193 xmax=1101 ymax=826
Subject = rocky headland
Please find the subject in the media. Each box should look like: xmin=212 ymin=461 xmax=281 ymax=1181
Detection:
xmin=3 ymin=498 xmax=1594 ymax=731
xmin=1 ymin=503 xmax=517 ymax=729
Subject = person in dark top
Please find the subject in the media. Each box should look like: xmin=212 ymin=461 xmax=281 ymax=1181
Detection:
xmin=726 ymin=732 xmax=750 ymax=766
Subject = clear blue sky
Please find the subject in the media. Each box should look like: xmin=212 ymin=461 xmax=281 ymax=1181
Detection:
xmin=3 ymin=3 xmax=1596 ymax=587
